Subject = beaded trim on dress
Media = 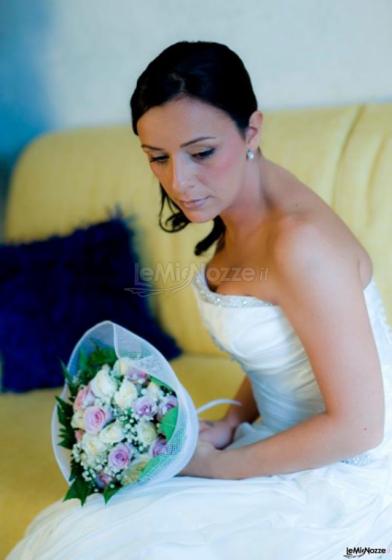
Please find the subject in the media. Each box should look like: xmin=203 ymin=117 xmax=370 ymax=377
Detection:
xmin=192 ymin=263 xmax=278 ymax=308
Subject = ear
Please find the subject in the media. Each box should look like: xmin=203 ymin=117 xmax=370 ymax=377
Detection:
xmin=245 ymin=110 xmax=263 ymax=152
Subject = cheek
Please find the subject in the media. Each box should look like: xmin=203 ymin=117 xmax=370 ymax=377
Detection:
xmin=204 ymin=146 xmax=242 ymax=185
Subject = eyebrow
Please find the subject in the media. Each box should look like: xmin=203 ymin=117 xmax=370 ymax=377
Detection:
xmin=141 ymin=136 xmax=216 ymax=151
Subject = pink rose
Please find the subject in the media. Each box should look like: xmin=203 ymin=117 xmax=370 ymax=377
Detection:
xmin=84 ymin=406 xmax=112 ymax=434
xmin=75 ymin=429 xmax=85 ymax=442
xmin=73 ymin=384 xmax=95 ymax=411
xmin=95 ymin=471 xmax=113 ymax=489
xmin=108 ymin=443 xmax=133 ymax=472
xmin=151 ymin=436 xmax=168 ymax=457
xmin=134 ymin=395 xmax=158 ymax=418
xmin=157 ymin=395 xmax=178 ymax=420
xmin=125 ymin=368 xmax=149 ymax=384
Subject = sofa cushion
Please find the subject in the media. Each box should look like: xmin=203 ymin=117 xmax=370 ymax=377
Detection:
xmin=0 ymin=215 xmax=182 ymax=392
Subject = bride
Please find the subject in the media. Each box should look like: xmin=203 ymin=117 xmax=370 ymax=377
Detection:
xmin=8 ymin=40 xmax=392 ymax=559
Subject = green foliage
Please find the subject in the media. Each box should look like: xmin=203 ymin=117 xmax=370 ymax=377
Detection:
xmin=139 ymin=455 xmax=165 ymax=480
xmin=58 ymin=343 xmax=118 ymax=398
xmin=55 ymin=396 xmax=76 ymax=449
xmin=58 ymin=425 xmax=76 ymax=450
xmin=73 ymin=344 xmax=117 ymax=387
xmin=70 ymin=456 xmax=84 ymax=481
xmin=149 ymin=374 xmax=174 ymax=393
xmin=63 ymin=476 xmax=95 ymax=506
xmin=89 ymin=341 xmax=117 ymax=369
xmin=56 ymin=396 xmax=73 ymax=425
xmin=78 ymin=348 xmax=89 ymax=372
xmin=158 ymin=406 xmax=178 ymax=440
xmin=60 ymin=360 xmax=79 ymax=398
xmin=103 ymin=484 xmax=122 ymax=504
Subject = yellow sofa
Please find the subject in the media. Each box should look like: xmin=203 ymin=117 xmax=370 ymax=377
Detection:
xmin=1 ymin=102 xmax=392 ymax=558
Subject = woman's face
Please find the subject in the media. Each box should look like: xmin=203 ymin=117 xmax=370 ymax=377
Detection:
xmin=136 ymin=96 xmax=251 ymax=222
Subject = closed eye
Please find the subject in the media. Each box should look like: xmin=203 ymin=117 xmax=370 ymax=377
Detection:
xmin=148 ymin=148 xmax=215 ymax=164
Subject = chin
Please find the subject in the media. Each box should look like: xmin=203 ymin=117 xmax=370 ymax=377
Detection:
xmin=185 ymin=212 xmax=213 ymax=224
xmin=181 ymin=201 xmax=216 ymax=223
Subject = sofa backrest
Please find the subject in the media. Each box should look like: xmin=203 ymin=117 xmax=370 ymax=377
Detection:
xmin=5 ymin=103 xmax=392 ymax=354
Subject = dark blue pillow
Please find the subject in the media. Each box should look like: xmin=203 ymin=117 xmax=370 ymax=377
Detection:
xmin=0 ymin=215 xmax=182 ymax=392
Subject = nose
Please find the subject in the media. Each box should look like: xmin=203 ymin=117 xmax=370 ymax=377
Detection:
xmin=169 ymin=155 xmax=192 ymax=198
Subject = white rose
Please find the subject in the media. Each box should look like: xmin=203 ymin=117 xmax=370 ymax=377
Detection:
xmin=90 ymin=364 xmax=117 ymax=402
xmin=145 ymin=381 xmax=164 ymax=401
xmin=136 ymin=419 xmax=157 ymax=446
xmin=112 ymin=357 xmax=136 ymax=378
xmin=71 ymin=409 xmax=85 ymax=430
xmin=114 ymin=378 xmax=138 ymax=409
xmin=81 ymin=433 xmax=107 ymax=466
xmin=99 ymin=420 xmax=125 ymax=445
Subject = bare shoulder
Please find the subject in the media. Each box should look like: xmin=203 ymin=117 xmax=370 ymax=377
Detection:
xmin=272 ymin=215 xmax=345 ymax=268
xmin=270 ymin=215 xmax=361 ymax=300
xmin=268 ymin=177 xmax=373 ymax=290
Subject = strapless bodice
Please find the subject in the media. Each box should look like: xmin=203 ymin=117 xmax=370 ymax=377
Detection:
xmin=191 ymin=263 xmax=392 ymax=465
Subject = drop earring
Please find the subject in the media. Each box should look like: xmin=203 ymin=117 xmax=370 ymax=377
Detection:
xmin=246 ymin=149 xmax=254 ymax=160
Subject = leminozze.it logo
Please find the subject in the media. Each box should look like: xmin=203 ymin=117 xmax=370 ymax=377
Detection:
xmin=124 ymin=263 xmax=270 ymax=297
xmin=344 ymin=546 xmax=390 ymax=558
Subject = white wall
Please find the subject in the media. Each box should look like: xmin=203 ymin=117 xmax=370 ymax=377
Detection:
xmin=10 ymin=0 xmax=392 ymax=128
xmin=1 ymin=0 xmax=392 ymax=236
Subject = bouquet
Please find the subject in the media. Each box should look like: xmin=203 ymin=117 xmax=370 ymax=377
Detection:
xmin=52 ymin=320 xmax=241 ymax=505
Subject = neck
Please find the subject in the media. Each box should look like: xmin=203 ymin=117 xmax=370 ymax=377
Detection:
xmin=219 ymin=150 xmax=274 ymax=247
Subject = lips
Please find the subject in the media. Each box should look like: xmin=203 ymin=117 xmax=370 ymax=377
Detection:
xmin=180 ymin=197 xmax=206 ymax=203
xmin=180 ymin=196 xmax=210 ymax=209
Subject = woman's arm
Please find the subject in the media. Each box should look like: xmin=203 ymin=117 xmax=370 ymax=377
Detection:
xmin=210 ymin=221 xmax=385 ymax=479
xmin=213 ymin=409 xmax=382 ymax=479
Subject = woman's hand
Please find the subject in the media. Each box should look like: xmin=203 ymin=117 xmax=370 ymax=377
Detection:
xmin=198 ymin=418 xmax=236 ymax=450
xmin=178 ymin=438 xmax=221 ymax=478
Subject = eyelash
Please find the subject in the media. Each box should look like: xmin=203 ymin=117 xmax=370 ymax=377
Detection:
xmin=148 ymin=148 xmax=215 ymax=164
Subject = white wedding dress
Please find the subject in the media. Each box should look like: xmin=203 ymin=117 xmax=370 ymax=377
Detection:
xmin=7 ymin=263 xmax=392 ymax=560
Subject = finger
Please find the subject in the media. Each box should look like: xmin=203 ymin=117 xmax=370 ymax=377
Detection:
xmin=199 ymin=432 xmax=214 ymax=443
xmin=199 ymin=420 xmax=213 ymax=428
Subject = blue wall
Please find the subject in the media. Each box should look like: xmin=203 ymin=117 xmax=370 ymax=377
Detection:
xmin=0 ymin=1 xmax=54 ymax=198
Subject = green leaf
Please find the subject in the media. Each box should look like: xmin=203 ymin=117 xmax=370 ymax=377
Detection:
xmin=89 ymin=342 xmax=117 ymax=369
xmin=74 ymin=344 xmax=118 ymax=387
xmin=70 ymin=457 xmax=83 ymax=482
xmin=158 ymin=406 xmax=178 ymax=440
xmin=149 ymin=375 xmax=174 ymax=392
xmin=139 ymin=455 xmax=164 ymax=479
xmin=60 ymin=360 xmax=78 ymax=397
xmin=56 ymin=396 xmax=73 ymax=427
xmin=58 ymin=424 xmax=76 ymax=449
xmin=63 ymin=476 xmax=94 ymax=506
xmin=76 ymin=350 xmax=95 ymax=385
xmin=103 ymin=484 xmax=121 ymax=504
xmin=58 ymin=440 xmax=73 ymax=450
xmin=78 ymin=348 xmax=89 ymax=372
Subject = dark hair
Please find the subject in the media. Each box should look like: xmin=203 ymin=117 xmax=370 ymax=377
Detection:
xmin=130 ymin=40 xmax=259 ymax=256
